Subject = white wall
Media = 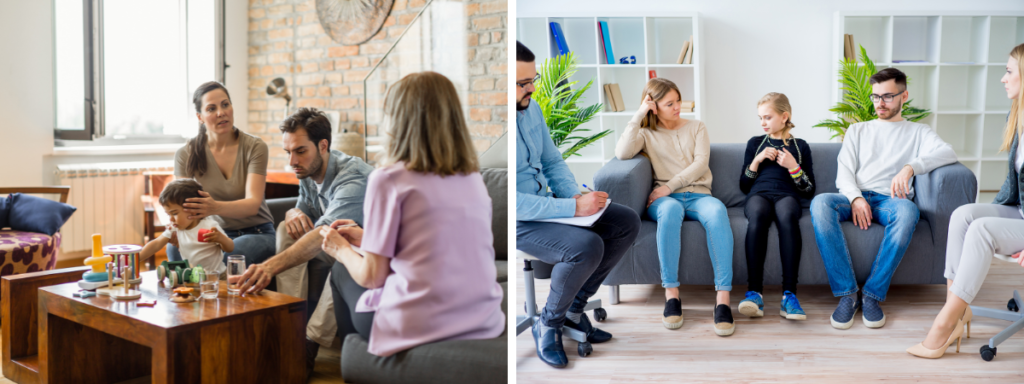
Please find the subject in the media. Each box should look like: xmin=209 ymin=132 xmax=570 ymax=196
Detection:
xmin=517 ymin=0 xmax=1024 ymax=145
xmin=0 ymin=0 xmax=55 ymax=187
xmin=0 ymin=0 xmax=250 ymax=188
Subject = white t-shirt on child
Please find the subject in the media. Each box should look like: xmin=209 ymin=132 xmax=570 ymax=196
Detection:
xmin=161 ymin=217 xmax=227 ymax=272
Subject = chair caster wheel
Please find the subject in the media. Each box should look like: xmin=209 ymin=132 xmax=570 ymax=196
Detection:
xmin=1008 ymin=298 xmax=1020 ymax=312
xmin=593 ymin=308 xmax=607 ymax=322
xmin=578 ymin=342 xmax=592 ymax=357
xmin=980 ymin=345 xmax=996 ymax=361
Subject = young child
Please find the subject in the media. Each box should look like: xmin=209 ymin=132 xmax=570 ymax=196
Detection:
xmin=738 ymin=92 xmax=815 ymax=321
xmin=141 ymin=179 xmax=233 ymax=272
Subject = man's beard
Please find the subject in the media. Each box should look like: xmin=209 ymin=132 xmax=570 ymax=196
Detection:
xmin=297 ymin=152 xmax=324 ymax=180
xmin=517 ymin=92 xmax=532 ymax=111
xmin=877 ymin=104 xmax=900 ymax=120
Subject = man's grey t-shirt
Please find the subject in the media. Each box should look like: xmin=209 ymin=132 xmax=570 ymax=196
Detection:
xmin=174 ymin=129 xmax=274 ymax=231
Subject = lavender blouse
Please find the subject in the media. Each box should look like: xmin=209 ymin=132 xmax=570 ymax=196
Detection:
xmin=355 ymin=163 xmax=505 ymax=356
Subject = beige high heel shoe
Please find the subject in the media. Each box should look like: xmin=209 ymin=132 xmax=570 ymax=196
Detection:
xmin=963 ymin=306 xmax=973 ymax=338
xmin=907 ymin=318 xmax=965 ymax=359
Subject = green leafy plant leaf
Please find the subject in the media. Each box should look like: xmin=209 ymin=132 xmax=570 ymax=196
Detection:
xmin=533 ymin=52 xmax=610 ymax=160
xmin=814 ymin=45 xmax=932 ymax=139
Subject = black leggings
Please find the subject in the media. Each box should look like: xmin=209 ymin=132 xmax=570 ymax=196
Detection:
xmin=744 ymin=193 xmax=802 ymax=293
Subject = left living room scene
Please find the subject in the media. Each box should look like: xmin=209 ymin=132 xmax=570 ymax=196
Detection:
xmin=0 ymin=0 xmax=509 ymax=383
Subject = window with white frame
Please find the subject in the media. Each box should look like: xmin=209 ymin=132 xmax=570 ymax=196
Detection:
xmin=54 ymin=0 xmax=223 ymax=144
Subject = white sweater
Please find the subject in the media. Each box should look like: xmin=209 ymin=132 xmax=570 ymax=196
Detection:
xmin=836 ymin=119 xmax=957 ymax=202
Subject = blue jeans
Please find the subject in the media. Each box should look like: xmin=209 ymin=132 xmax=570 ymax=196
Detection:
xmin=647 ymin=192 xmax=733 ymax=291
xmin=810 ymin=191 xmax=919 ymax=301
xmin=167 ymin=221 xmax=277 ymax=267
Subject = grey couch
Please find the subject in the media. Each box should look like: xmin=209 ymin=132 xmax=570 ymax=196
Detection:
xmin=592 ymin=142 xmax=977 ymax=303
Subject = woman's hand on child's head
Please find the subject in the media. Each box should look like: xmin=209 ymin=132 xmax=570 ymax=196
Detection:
xmin=183 ymin=190 xmax=220 ymax=220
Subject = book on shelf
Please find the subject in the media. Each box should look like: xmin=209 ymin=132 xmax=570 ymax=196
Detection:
xmin=603 ymin=84 xmax=619 ymax=112
xmin=682 ymin=35 xmax=694 ymax=64
xmin=599 ymin=21 xmax=614 ymax=64
xmin=550 ymin=22 xmax=570 ymax=56
xmin=677 ymin=39 xmax=691 ymax=64
xmin=649 ymin=70 xmax=657 ymax=79
xmin=607 ymin=83 xmax=626 ymax=112
xmin=844 ymin=34 xmax=855 ymax=61
xmin=680 ymin=100 xmax=695 ymax=109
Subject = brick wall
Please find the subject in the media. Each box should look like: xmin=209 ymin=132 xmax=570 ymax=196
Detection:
xmin=247 ymin=0 xmax=507 ymax=170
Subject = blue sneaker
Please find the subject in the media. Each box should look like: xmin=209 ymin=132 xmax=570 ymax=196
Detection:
xmin=830 ymin=292 xmax=861 ymax=330
xmin=738 ymin=291 xmax=764 ymax=318
xmin=862 ymin=295 xmax=886 ymax=328
xmin=780 ymin=290 xmax=806 ymax=320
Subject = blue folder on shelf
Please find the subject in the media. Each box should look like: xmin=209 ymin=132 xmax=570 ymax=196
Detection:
xmin=599 ymin=21 xmax=613 ymax=64
xmin=550 ymin=22 xmax=570 ymax=56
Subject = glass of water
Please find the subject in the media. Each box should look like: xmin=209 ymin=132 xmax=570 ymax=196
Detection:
xmin=226 ymin=255 xmax=246 ymax=295
xmin=200 ymin=267 xmax=221 ymax=300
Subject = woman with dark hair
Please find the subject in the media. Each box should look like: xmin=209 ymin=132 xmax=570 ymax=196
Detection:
xmin=169 ymin=81 xmax=276 ymax=267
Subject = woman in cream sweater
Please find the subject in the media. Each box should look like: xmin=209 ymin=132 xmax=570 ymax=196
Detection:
xmin=615 ymin=78 xmax=735 ymax=336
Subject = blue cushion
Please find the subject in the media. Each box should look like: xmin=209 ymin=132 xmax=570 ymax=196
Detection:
xmin=0 ymin=194 xmax=9 ymax=229
xmin=8 ymin=193 xmax=77 ymax=236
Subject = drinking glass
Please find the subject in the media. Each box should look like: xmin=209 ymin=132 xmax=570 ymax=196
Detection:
xmin=226 ymin=255 xmax=246 ymax=295
xmin=200 ymin=267 xmax=221 ymax=299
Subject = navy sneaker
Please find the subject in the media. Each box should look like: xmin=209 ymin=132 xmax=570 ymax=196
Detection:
xmin=780 ymin=291 xmax=806 ymax=320
xmin=663 ymin=298 xmax=684 ymax=329
xmin=830 ymin=292 xmax=861 ymax=330
xmin=738 ymin=291 xmax=764 ymax=318
xmin=862 ymin=295 xmax=886 ymax=328
xmin=713 ymin=304 xmax=735 ymax=336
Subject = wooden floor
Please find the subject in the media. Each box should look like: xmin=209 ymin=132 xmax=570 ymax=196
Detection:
xmin=516 ymin=259 xmax=1024 ymax=383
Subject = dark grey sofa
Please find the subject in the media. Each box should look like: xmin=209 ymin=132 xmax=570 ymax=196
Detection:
xmin=593 ymin=143 xmax=977 ymax=303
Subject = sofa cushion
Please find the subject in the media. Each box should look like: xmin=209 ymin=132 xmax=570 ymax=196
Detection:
xmin=481 ymin=167 xmax=507 ymax=261
xmin=0 ymin=194 xmax=10 ymax=229
xmin=340 ymin=333 xmax=507 ymax=384
xmin=8 ymin=193 xmax=77 ymax=236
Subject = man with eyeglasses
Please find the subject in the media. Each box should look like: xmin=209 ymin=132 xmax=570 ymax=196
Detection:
xmin=811 ymin=68 xmax=957 ymax=330
xmin=515 ymin=41 xmax=640 ymax=368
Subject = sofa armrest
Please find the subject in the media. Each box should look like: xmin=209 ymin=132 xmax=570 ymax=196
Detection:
xmin=914 ymin=162 xmax=978 ymax=279
xmin=594 ymin=156 xmax=653 ymax=217
xmin=267 ymin=197 xmax=298 ymax=228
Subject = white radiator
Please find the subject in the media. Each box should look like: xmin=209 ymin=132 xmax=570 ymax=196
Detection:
xmin=56 ymin=161 xmax=174 ymax=253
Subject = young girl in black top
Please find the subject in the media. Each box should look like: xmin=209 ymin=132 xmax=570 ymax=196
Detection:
xmin=737 ymin=92 xmax=815 ymax=321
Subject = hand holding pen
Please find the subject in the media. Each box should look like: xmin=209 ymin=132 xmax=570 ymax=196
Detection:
xmin=575 ymin=184 xmax=608 ymax=217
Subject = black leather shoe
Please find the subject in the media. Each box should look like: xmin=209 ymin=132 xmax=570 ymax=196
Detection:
xmin=564 ymin=312 xmax=612 ymax=343
xmin=532 ymin=321 xmax=568 ymax=368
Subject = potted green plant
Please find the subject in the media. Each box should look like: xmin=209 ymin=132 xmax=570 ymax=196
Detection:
xmin=814 ymin=45 xmax=931 ymax=140
xmin=533 ymin=52 xmax=610 ymax=159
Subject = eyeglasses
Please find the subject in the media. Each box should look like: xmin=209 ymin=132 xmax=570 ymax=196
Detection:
xmin=869 ymin=92 xmax=903 ymax=103
xmin=516 ymin=75 xmax=540 ymax=89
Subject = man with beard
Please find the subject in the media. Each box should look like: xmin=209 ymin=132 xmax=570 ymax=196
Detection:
xmin=242 ymin=107 xmax=373 ymax=378
xmin=811 ymin=68 xmax=957 ymax=331
xmin=516 ymin=41 xmax=640 ymax=368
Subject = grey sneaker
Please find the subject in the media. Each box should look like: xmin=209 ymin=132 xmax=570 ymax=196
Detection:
xmin=862 ymin=295 xmax=886 ymax=328
xmin=830 ymin=293 xmax=861 ymax=330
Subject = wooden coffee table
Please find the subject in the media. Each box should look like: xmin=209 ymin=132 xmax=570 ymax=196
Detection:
xmin=36 ymin=270 xmax=305 ymax=384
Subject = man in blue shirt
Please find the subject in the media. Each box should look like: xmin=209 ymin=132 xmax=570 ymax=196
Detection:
xmin=516 ymin=41 xmax=640 ymax=368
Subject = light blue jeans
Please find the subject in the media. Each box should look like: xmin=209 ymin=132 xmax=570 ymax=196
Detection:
xmin=167 ymin=221 xmax=277 ymax=267
xmin=810 ymin=191 xmax=919 ymax=301
xmin=647 ymin=192 xmax=734 ymax=291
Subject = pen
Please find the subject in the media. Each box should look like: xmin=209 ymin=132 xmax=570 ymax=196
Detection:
xmin=582 ymin=184 xmax=595 ymax=192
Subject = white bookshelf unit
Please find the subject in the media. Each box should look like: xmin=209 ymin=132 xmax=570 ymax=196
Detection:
xmin=517 ymin=12 xmax=704 ymax=188
xmin=834 ymin=12 xmax=1024 ymax=203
